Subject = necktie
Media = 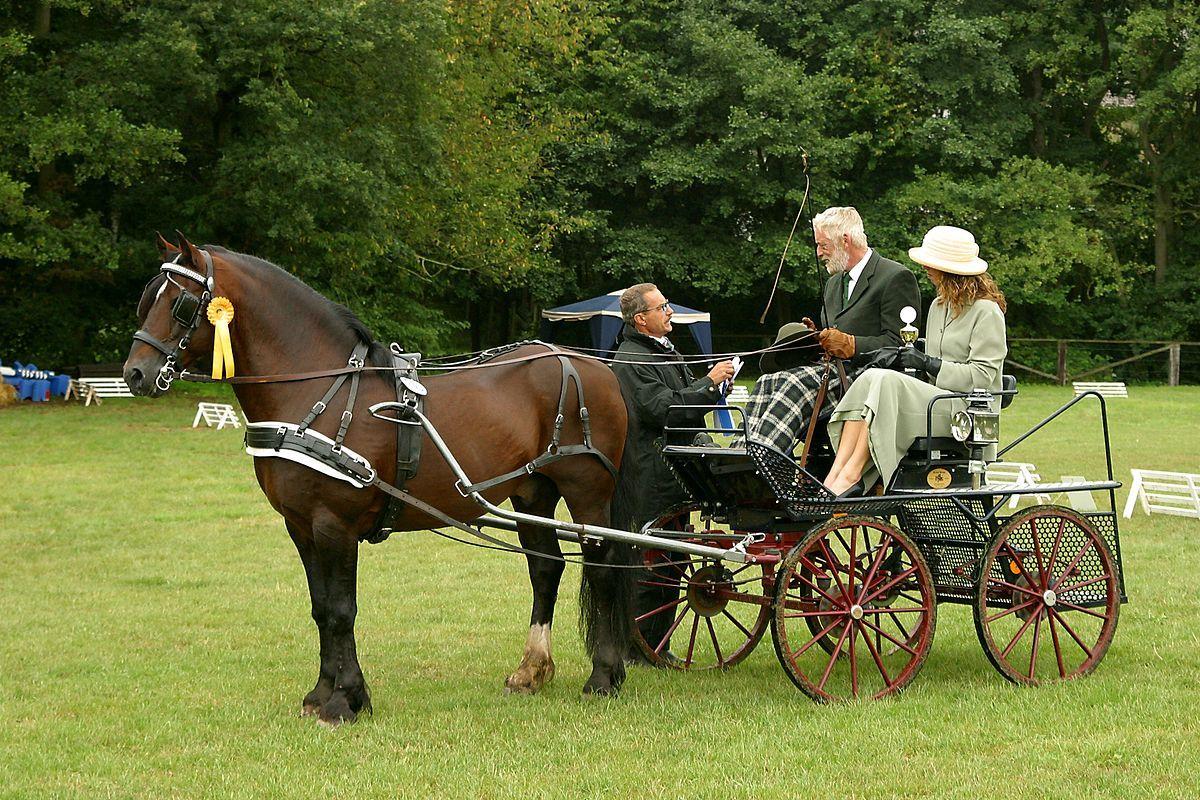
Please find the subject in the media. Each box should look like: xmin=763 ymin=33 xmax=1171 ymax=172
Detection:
xmin=842 ymin=272 xmax=851 ymax=308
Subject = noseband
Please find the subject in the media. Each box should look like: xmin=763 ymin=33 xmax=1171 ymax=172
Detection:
xmin=132 ymin=249 xmax=215 ymax=391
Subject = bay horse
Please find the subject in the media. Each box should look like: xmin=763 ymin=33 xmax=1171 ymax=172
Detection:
xmin=123 ymin=233 xmax=634 ymax=725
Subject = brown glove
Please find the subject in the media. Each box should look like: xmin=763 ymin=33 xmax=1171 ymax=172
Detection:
xmin=819 ymin=328 xmax=855 ymax=359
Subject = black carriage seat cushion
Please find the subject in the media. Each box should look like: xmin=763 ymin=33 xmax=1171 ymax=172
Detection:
xmin=1000 ymin=374 xmax=1017 ymax=409
xmin=907 ymin=436 xmax=967 ymax=457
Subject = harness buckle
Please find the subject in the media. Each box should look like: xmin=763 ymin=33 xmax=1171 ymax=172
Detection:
xmin=348 ymin=355 xmax=365 ymax=369
xmin=341 ymin=410 xmax=353 ymax=426
xmin=311 ymin=400 xmax=327 ymax=415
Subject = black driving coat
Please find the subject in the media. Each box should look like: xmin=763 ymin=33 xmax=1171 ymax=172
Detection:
xmin=611 ymin=326 xmax=719 ymax=527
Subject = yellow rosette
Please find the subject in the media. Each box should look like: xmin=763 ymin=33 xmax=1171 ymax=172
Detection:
xmin=206 ymin=297 xmax=236 ymax=379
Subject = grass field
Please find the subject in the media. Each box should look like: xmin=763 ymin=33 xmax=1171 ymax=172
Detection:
xmin=1 ymin=383 xmax=1198 ymax=799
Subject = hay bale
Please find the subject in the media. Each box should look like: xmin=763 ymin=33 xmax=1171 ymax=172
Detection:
xmin=0 ymin=382 xmax=17 ymax=407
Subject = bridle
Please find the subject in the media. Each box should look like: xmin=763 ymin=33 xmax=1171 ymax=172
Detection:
xmin=131 ymin=250 xmax=215 ymax=392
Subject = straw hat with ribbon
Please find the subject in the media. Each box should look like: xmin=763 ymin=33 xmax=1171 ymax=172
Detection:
xmin=907 ymin=226 xmax=988 ymax=275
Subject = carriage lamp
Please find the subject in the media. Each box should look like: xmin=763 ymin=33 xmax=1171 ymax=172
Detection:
xmin=950 ymin=392 xmax=1001 ymax=447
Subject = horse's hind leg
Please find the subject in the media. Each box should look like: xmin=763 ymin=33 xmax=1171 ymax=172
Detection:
xmin=285 ymin=520 xmax=335 ymax=717
xmin=562 ymin=485 xmax=633 ymax=697
xmin=506 ymin=475 xmax=564 ymax=695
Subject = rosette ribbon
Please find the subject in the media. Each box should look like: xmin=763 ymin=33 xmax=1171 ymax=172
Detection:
xmin=206 ymin=297 xmax=236 ymax=379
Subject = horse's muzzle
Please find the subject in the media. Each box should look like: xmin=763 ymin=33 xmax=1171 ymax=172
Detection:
xmin=123 ymin=353 xmax=166 ymax=397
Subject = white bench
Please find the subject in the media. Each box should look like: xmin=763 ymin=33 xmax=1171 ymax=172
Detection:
xmin=76 ymin=377 xmax=134 ymax=403
xmin=1123 ymin=469 xmax=1200 ymax=519
xmin=986 ymin=461 xmax=1052 ymax=508
xmin=193 ymin=402 xmax=242 ymax=430
xmin=1073 ymin=381 xmax=1127 ymax=398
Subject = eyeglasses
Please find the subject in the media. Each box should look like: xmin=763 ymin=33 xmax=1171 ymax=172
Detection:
xmin=644 ymin=301 xmax=671 ymax=314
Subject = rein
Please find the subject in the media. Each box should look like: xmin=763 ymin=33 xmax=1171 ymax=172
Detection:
xmin=177 ymin=337 xmax=824 ymax=386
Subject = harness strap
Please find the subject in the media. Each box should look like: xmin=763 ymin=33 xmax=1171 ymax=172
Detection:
xmin=296 ymin=342 xmax=369 ymax=437
xmin=456 ymin=352 xmax=617 ymax=496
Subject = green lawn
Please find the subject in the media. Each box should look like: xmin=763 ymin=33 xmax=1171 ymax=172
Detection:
xmin=1 ymin=383 xmax=1198 ymax=799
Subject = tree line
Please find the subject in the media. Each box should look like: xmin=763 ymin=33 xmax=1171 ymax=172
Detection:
xmin=2 ymin=0 xmax=1197 ymax=367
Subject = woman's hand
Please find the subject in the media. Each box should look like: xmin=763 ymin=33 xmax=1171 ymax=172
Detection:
xmin=900 ymin=348 xmax=942 ymax=378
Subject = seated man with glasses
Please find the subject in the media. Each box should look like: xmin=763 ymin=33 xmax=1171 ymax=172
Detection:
xmin=611 ymin=283 xmax=735 ymax=661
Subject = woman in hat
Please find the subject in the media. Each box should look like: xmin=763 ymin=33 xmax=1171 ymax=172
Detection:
xmin=823 ymin=226 xmax=1007 ymax=496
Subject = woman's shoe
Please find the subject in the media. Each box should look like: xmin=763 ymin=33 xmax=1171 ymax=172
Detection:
xmin=835 ymin=479 xmax=866 ymax=499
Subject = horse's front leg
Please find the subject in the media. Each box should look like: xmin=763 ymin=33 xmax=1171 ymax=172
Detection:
xmin=308 ymin=514 xmax=371 ymax=726
xmin=506 ymin=477 xmax=564 ymax=694
xmin=285 ymin=521 xmax=336 ymax=717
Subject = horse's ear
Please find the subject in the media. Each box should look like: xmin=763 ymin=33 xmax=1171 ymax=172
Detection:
xmin=156 ymin=231 xmax=180 ymax=261
xmin=174 ymin=230 xmax=203 ymax=267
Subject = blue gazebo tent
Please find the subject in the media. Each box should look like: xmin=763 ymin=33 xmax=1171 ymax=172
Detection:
xmin=538 ymin=290 xmax=713 ymax=356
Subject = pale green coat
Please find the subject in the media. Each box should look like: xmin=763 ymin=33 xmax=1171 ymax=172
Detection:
xmin=828 ymin=298 xmax=1007 ymax=488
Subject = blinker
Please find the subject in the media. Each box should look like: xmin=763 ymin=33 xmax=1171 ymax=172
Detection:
xmin=172 ymin=290 xmax=203 ymax=327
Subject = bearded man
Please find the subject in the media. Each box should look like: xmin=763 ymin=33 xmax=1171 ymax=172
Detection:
xmin=744 ymin=206 xmax=921 ymax=455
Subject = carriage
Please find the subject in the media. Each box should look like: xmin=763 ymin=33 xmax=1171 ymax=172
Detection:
xmin=624 ymin=376 xmax=1126 ymax=700
xmin=126 ymin=236 xmax=1126 ymax=720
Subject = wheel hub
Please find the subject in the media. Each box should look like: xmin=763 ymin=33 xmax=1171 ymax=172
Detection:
xmin=1043 ymin=589 xmax=1057 ymax=607
xmin=687 ymin=565 xmax=734 ymax=617
xmin=849 ymin=604 xmax=864 ymax=620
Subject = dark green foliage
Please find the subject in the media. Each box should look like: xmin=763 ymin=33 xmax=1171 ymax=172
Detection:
xmin=0 ymin=0 xmax=1196 ymax=367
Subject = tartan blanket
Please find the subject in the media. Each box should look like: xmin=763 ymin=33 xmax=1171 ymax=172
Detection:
xmin=743 ymin=365 xmax=842 ymax=455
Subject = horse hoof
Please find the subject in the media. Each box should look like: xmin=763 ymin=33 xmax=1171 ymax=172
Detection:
xmin=505 ymin=661 xmax=555 ymax=695
xmin=582 ymin=680 xmax=619 ymax=698
xmin=301 ymin=703 xmax=321 ymax=718
xmin=316 ymin=696 xmax=357 ymax=726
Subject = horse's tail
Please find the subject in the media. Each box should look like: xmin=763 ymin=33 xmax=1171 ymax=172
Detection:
xmin=579 ymin=383 xmax=639 ymax=666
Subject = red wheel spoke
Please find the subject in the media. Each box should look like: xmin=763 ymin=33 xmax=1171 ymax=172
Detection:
xmin=860 ymin=565 xmax=918 ymax=605
xmin=705 ymin=617 xmax=724 ymax=666
xmin=1054 ymin=599 xmax=1112 ymax=620
xmin=860 ymin=616 xmax=919 ymax=656
xmin=784 ymin=608 xmax=847 ymax=618
xmin=685 ymin=613 xmax=700 ymax=666
xmin=857 ymin=533 xmax=894 ymax=604
xmin=655 ymin=604 xmax=691 ymax=654
xmin=984 ymin=597 xmax=1039 ymax=624
xmin=860 ymin=605 xmax=930 ymax=615
xmin=816 ymin=622 xmax=852 ymax=691
xmin=1047 ymin=611 xmax=1068 ymax=678
xmin=1027 ymin=609 xmax=1043 ymax=679
xmin=1029 ymin=516 xmax=1047 ymax=589
xmin=849 ymin=620 xmax=860 ymax=697
xmin=1000 ymin=605 xmax=1041 ymax=659
xmin=1048 ymin=607 xmax=1094 ymax=658
xmin=789 ymin=562 xmax=843 ymax=608
xmin=860 ymin=620 xmax=892 ymax=686
xmin=722 ymin=608 xmax=753 ymax=638
xmin=790 ymin=616 xmax=844 ymax=659
xmin=637 ymin=579 xmax=685 ymax=591
xmin=1046 ymin=515 xmax=1067 ymax=578
xmin=1051 ymin=538 xmax=1095 ymax=592
xmin=886 ymin=610 xmax=912 ymax=645
xmin=1056 ymin=574 xmax=1110 ymax=596
xmin=999 ymin=542 xmax=1042 ymax=594
xmin=847 ymin=525 xmax=858 ymax=603
xmin=634 ymin=596 xmax=686 ymax=623
xmin=987 ymin=577 xmax=1042 ymax=599
xmin=818 ymin=539 xmax=851 ymax=601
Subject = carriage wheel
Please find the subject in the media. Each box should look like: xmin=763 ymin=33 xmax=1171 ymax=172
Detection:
xmin=632 ymin=542 xmax=772 ymax=671
xmin=771 ymin=515 xmax=936 ymax=701
xmin=974 ymin=505 xmax=1119 ymax=685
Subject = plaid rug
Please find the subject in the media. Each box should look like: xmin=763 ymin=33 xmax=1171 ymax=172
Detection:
xmin=743 ymin=365 xmax=842 ymax=454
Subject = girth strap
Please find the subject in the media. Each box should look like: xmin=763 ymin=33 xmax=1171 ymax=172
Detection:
xmin=457 ymin=352 xmax=617 ymax=496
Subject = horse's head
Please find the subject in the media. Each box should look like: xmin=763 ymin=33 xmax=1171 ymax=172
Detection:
xmin=123 ymin=232 xmax=222 ymax=396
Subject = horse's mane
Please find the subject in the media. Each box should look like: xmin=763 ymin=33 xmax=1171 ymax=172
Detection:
xmin=211 ymin=246 xmax=393 ymax=368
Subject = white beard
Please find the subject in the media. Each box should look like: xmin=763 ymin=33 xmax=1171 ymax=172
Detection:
xmin=823 ymin=246 xmax=850 ymax=275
